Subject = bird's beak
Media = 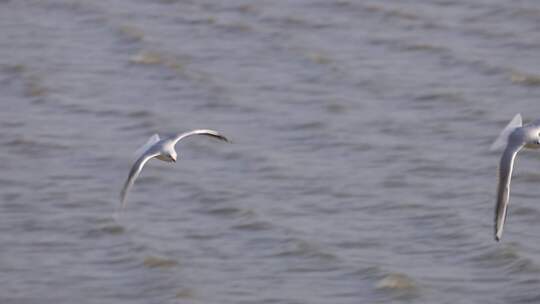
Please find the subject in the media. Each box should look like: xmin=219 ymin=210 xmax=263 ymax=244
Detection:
xmin=172 ymin=158 xmax=176 ymax=163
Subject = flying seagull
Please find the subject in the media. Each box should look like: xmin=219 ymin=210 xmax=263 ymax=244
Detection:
xmin=120 ymin=129 xmax=229 ymax=208
xmin=491 ymin=114 xmax=540 ymax=241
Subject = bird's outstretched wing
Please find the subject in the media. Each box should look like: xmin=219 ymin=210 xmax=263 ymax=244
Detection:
xmin=171 ymin=129 xmax=229 ymax=147
xmin=120 ymin=151 xmax=160 ymax=208
xmin=494 ymin=139 xmax=524 ymax=241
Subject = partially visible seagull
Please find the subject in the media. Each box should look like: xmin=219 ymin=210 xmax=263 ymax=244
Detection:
xmin=120 ymin=129 xmax=229 ymax=208
xmin=491 ymin=114 xmax=540 ymax=241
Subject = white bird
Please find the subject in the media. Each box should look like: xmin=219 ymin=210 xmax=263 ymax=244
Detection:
xmin=120 ymin=129 xmax=229 ymax=208
xmin=491 ymin=114 xmax=540 ymax=241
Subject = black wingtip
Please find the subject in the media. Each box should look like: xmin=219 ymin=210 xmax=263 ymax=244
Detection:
xmin=215 ymin=133 xmax=230 ymax=143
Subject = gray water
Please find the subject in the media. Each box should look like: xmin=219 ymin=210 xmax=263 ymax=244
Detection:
xmin=1 ymin=0 xmax=540 ymax=303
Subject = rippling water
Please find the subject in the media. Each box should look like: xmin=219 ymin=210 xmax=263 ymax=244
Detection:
xmin=2 ymin=0 xmax=540 ymax=303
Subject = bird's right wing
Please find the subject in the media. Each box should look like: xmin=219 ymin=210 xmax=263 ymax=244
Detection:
xmin=490 ymin=114 xmax=522 ymax=151
xmin=120 ymin=151 xmax=159 ymax=208
xmin=494 ymin=140 xmax=524 ymax=241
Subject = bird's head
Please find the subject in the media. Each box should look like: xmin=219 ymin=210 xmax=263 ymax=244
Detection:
xmin=169 ymin=152 xmax=177 ymax=162
xmin=517 ymin=127 xmax=540 ymax=148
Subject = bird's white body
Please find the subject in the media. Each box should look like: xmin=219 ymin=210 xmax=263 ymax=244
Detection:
xmin=492 ymin=114 xmax=540 ymax=241
xmin=120 ymin=129 xmax=228 ymax=208
xmin=151 ymin=140 xmax=177 ymax=162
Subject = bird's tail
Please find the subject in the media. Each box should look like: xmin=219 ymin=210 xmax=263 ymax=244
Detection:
xmin=134 ymin=134 xmax=160 ymax=159
xmin=490 ymin=113 xmax=522 ymax=151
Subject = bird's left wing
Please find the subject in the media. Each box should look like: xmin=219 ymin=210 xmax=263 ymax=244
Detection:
xmin=171 ymin=129 xmax=229 ymax=147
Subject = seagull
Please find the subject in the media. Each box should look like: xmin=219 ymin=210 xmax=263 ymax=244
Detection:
xmin=120 ymin=129 xmax=229 ymax=208
xmin=491 ymin=114 xmax=540 ymax=241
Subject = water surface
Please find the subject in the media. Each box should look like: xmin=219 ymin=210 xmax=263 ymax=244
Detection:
xmin=1 ymin=0 xmax=540 ymax=303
